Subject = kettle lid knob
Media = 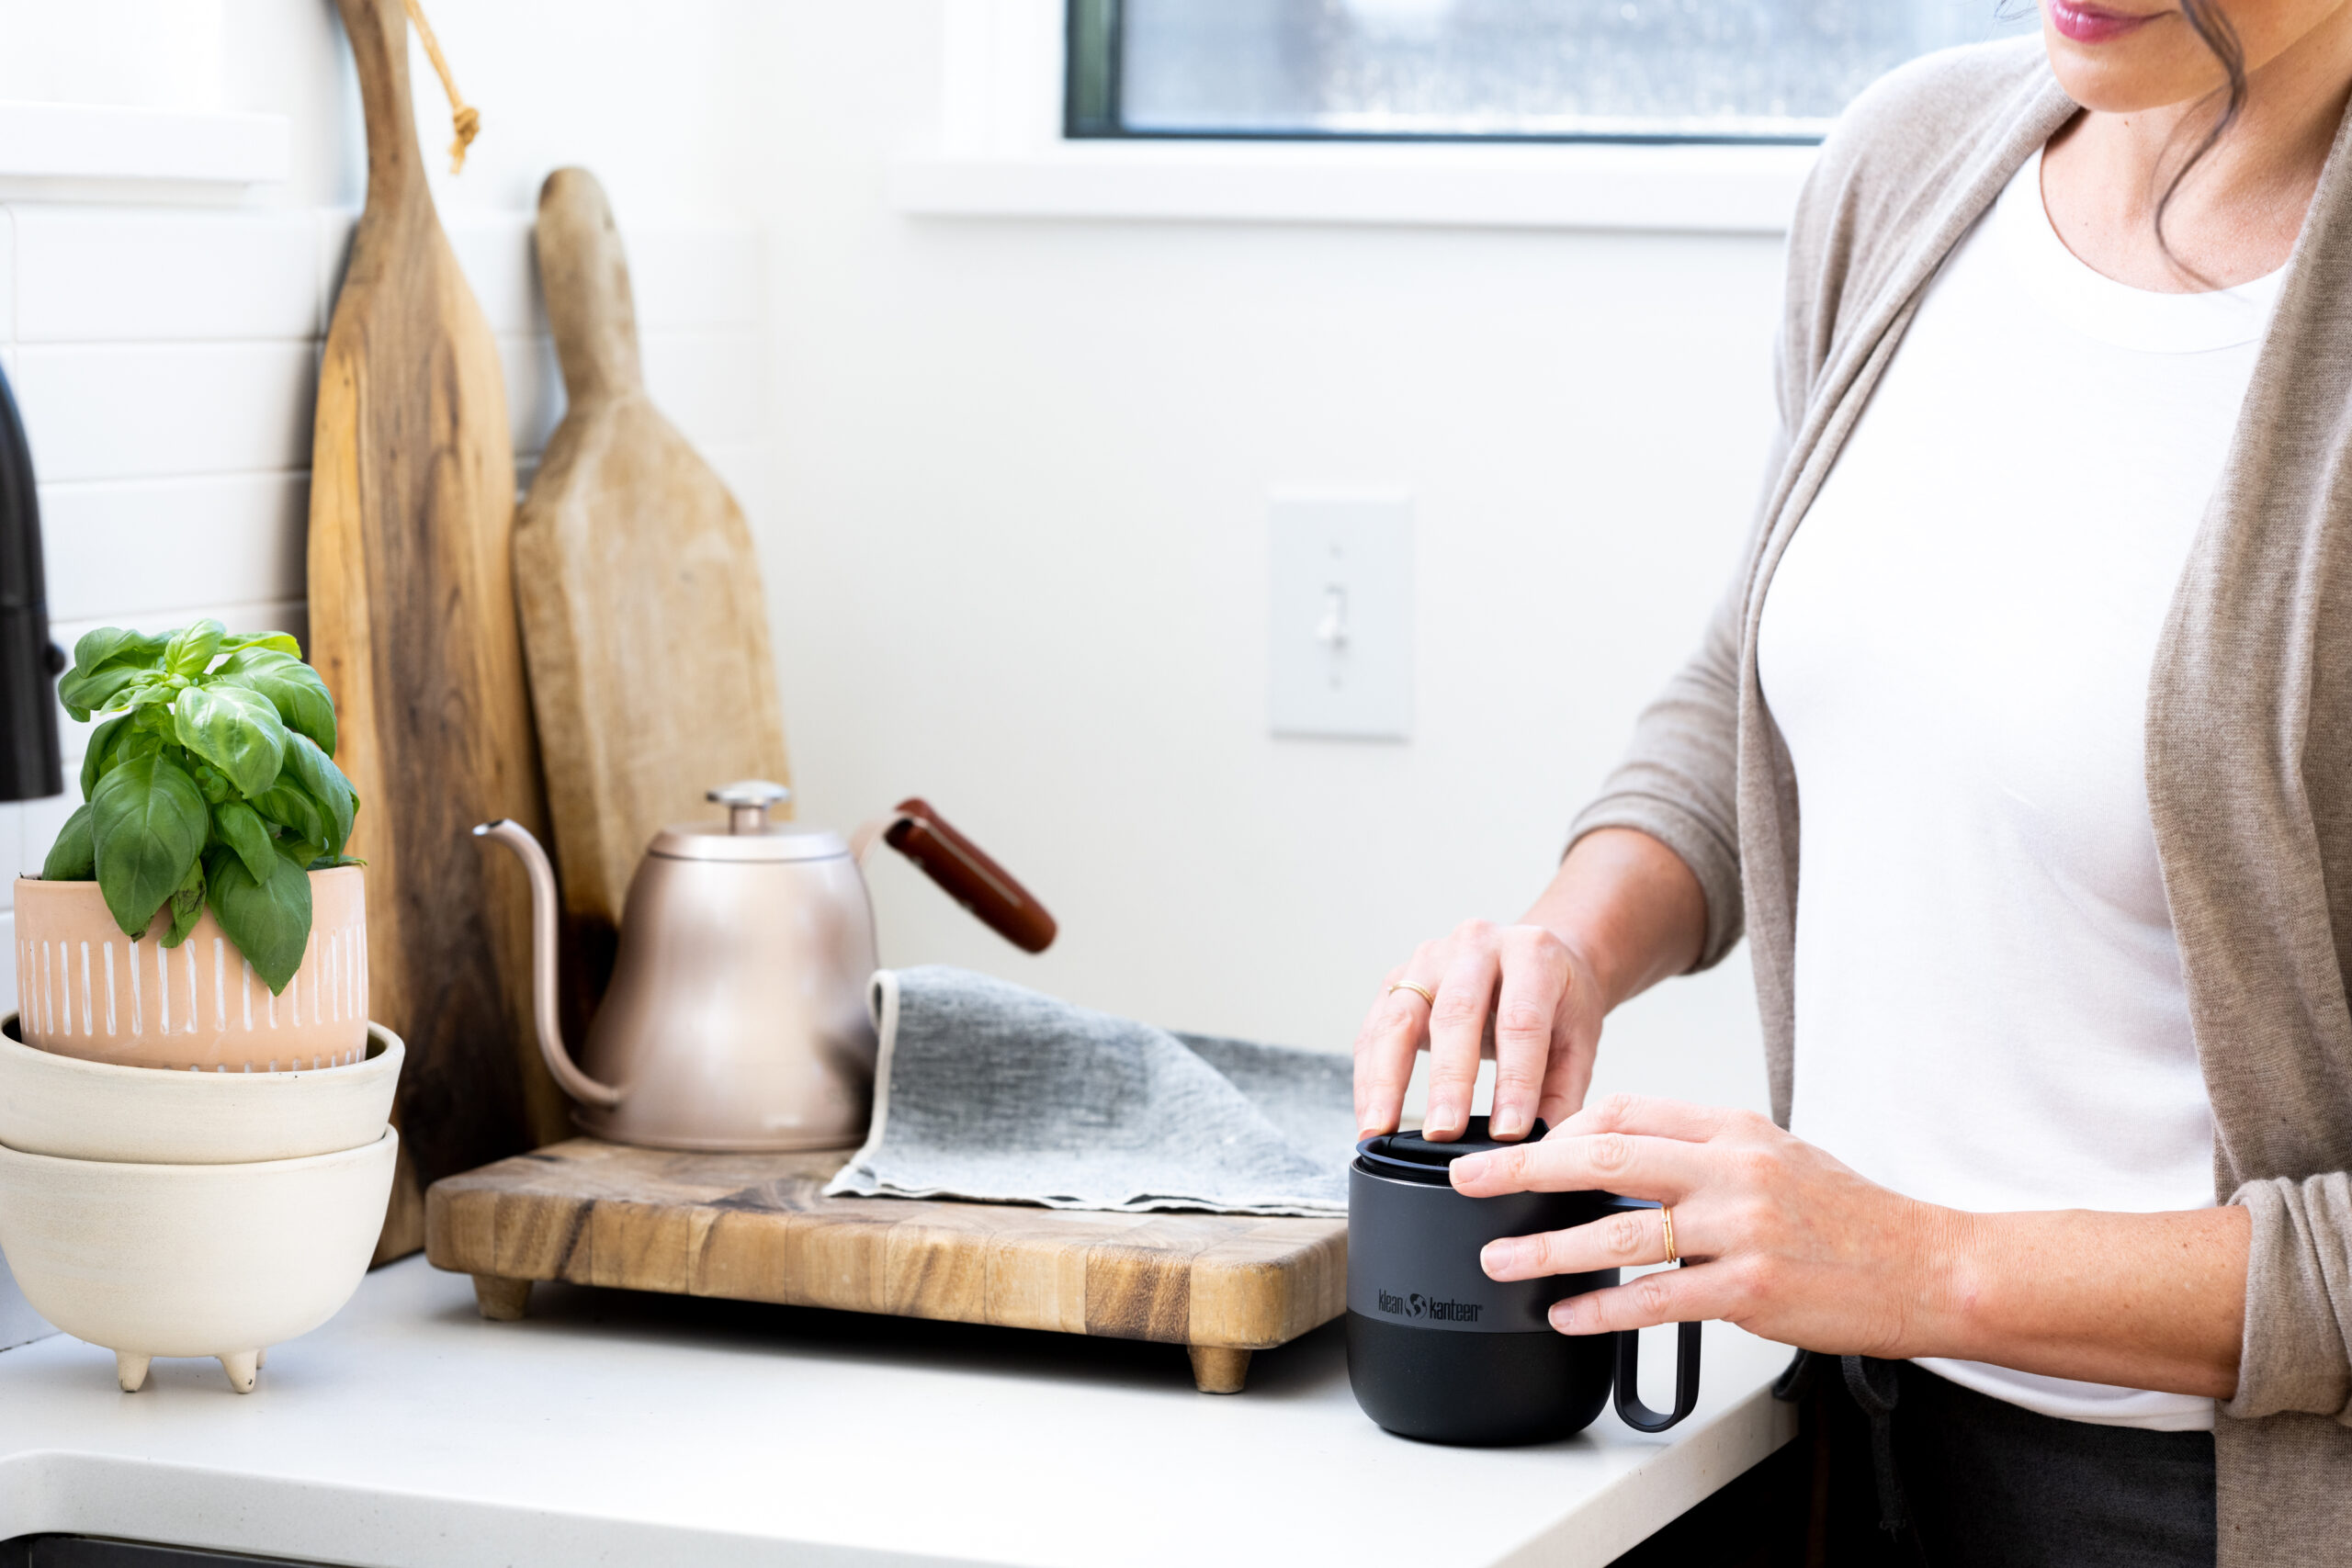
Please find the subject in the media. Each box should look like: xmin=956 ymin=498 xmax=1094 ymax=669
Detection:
xmin=707 ymin=779 xmax=792 ymax=835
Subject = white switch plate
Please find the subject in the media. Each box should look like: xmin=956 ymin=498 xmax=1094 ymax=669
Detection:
xmin=1269 ymin=491 xmax=1412 ymax=740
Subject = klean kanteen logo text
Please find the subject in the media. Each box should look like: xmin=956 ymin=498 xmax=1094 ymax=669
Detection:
xmin=1375 ymin=1288 xmax=1481 ymax=1324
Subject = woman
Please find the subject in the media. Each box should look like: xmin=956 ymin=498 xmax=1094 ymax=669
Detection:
xmin=1352 ymin=4 xmax=2352 ymax=1563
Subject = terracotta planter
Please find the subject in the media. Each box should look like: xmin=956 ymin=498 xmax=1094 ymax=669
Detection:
xmin=11 ymin=865 xmax=368 ymax=1071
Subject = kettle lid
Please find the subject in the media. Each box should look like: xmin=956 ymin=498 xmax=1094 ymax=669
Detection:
xmin=1354 ymin=1116 xmax=1549 ymax=1187
xmin=649 ymin=822 xmax=851 ymax=863
xmin=648 ymin=780 xmax=848 ymax=863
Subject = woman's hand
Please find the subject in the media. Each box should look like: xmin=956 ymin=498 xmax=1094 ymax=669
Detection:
xmin=1352 ymin=828 xmax=1710 ymax=1143
xmin=1452 ymin=1093 xmax=2251 ymax=1399
xmin=1453 ymin=1093 xmax=1952 ymax=1355
xmin=1353 ymin=922 xmax=1605 ymax=1144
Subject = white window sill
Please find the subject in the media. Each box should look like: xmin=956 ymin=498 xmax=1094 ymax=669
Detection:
xmin=0 ymin=102 xmax=290 ymax=188
xmin=891 ymin=140 xmax=1817 ymax=234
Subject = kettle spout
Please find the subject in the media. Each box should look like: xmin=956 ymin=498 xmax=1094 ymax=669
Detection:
xmin=472 ymin=820 xmax=624 ymax=1110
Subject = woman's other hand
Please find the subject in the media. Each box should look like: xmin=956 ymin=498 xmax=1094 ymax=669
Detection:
xmin=1450 ymin=1093 xmax=2249 ymax=1399
xmin=1454 ymin=1094 xmax=1943 ymax=1356
xmin=1352 ymin=827 xmax=1709 ymax=1144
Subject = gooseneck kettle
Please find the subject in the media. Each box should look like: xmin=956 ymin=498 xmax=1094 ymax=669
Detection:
xmin=477 ymin=782 xmax=1053 ymax=1151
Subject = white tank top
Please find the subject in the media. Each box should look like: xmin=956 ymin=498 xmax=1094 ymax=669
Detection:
xmin=1757 ymin=148 xmax=2283 ymax=1431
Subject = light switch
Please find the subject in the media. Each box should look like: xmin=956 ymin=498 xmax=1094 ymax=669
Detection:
xmin=1269 ymin=491 xmax=1412 ymax=740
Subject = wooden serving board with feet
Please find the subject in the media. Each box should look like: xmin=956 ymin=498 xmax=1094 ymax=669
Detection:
xmin=424 ymin=1138 xmax=1347 ymax=1393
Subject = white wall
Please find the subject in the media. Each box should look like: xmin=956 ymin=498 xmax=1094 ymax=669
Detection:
xmin=1 ymin=2 xmax=1784 ymax=1107
xmin=750 ymin=4 xmax=1780 ymax=1118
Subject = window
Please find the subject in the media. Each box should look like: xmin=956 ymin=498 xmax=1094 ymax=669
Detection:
xmin=1068 ymin=0 xmax=2038 ymax=144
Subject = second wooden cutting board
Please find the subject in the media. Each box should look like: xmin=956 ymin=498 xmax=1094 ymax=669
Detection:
xmin=310 ymin=0 xmax=569 ymax=1259
xmin=514 ymin=167 xmax=793 ymax=960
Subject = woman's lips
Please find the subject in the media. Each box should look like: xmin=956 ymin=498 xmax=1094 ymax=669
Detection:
xmin=2047 ymin=0 xmax=2159 ymax=43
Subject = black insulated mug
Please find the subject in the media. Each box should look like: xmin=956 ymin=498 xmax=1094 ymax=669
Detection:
xmin=1347 ymin=1116 xmax=1702 ymax=1446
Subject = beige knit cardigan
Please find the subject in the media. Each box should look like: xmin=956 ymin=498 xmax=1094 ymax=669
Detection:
xmin=1569 ymin=37 xmax=2352 ymax=1564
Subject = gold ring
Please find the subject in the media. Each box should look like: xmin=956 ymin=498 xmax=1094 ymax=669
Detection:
xmin=1387 ymin=981 xmax=1437 ymax=1009
xmin=1661 ymin=1205 xmax=1679 ymax=1266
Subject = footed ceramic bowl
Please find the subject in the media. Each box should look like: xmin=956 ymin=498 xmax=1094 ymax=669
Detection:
xmin=11 ymin=868 xmax=368 ymax=1071
xmin=0 ymin=1015 xmax=402 ymax=1164
xmin=0 ymin=1127 xmax=398 ymax=1393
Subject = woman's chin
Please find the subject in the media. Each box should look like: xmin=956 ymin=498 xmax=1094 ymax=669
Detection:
xmin=2041 ymin=26 xmax=2227 ymax=116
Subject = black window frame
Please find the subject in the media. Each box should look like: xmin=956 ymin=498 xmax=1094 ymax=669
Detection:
xmin=1063 ymin=0 xmax=1829 ymax=148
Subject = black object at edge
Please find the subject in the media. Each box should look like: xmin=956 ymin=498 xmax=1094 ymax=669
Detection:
xmin=0 ymin=358 xmax=62 ymax=804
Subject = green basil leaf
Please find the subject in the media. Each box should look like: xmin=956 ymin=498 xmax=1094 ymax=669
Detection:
xmin=281 ymin=734 xmax=356 ymax=856
xmin=164 ymin=619 xmax=227 ymax=678
xmin=204 ymin=843 xmax=311 ymax=993
xmin=163 ymin=856 xmax=207 ymax=949
xmin=220 ymin=631 xmax=301 ymax=658
xmin=173 ymin=683 xmax=288 ymax=800
xmin=191 ymin=761 xmax=237 ymax=806
xmin=69 ymin=627 xmax=165 ymax=682
xmin=214 ymin=649 xmax=336 ymax=755
xmin=56 ymin=662 xmax=143 ymax=719
xmin=90 ymin=752 xmax=207 ymax=939
xmin=212 ymin=798 xmax=276 ymax=885
xmin=254 ymin=783 xmax=326 ymax=847
xmin=79 ymin=716 xmax=128 ymax=801
xmin=40 ymin=804 xmax=96 ymax=881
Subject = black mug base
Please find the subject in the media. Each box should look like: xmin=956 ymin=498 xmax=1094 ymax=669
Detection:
xmin=1346 ymin=1310 xmax=1614 ymax=1447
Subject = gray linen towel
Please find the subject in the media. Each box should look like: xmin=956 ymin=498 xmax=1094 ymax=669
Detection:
xmin=822 ymin=965 xmax=1353 ymax=1215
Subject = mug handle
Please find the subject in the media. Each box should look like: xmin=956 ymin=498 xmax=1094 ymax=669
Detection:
xmin=1613 ymin=1317 xmax=1702 ymax=1433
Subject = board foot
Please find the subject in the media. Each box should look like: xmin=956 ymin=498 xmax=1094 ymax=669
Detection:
xmin=115 ymin=1352 xmax=151 ymax=1393
xmin=473 ymin=1274 xmax=533 ymax=1321
xmin=219 ymin=1350 xmax=259 ymax=1393
xmin=1189 ymin=1345 xmax=1251 ymax=1394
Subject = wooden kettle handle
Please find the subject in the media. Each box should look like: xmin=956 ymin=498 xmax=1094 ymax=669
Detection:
xmin=882 ymin=798 xmax=1057 ymax=954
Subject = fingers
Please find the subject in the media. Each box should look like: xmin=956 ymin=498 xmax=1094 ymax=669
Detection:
xmin=1548 ymin=1260 xmax=1743 ymax=1337
xmin=1534 ymin=1040 xmax=1592 ymax=1134
xmin=1353 ymin=949 xmax=1442 ymax=1136
xmin=1481 ymin=1203 xmax=1683 ymax=1281
xmin=1448 ymin=1129 xmax=1708 ymax=1201
xmin=1423 ymin=923 xmax=1501 ymax=1140
xmin=1488 ymin=928 xmax=1570 ymax=1141
xmin=1555 ymin=1093 xmax=1748 ymax=1145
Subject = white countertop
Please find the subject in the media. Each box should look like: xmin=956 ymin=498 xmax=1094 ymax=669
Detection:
xmin=0 ymin=1258 xmax=1798 ymax=1567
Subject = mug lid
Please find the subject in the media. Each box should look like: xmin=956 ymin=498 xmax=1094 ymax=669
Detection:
xmin=1354 ymin=1115 xmax=1548 ymax=1187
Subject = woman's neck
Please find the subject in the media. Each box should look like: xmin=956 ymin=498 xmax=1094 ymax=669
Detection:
xmin=2043 ymin=12 xmax=2352 ymax=291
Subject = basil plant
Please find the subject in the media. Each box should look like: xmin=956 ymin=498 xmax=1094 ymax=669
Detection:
xmin=40 ymin=621 xmax=360 ymax=993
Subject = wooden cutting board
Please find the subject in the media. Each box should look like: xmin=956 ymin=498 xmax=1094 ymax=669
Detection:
xmin=310 ymin=0 xmax=569 ymax=1263
xmin=513 ymin=167 xmax=792 ymax=956
xmin=424 ymin=1139 xmax=1348 ymax=1393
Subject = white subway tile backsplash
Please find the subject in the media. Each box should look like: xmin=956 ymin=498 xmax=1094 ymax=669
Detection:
xmin=0 ymin=206 xmax=15 ymax=344
xmin=628 ymin=229 xmax=762 ymax=334
xmin=446 ymin=212 xmax=543 ymax=339
xmin=10 ymin=208 xmax=317 ymax=344
xmin=314 ymin=209 xmax=356 ymax=339
xmin=0 ymin=807 xmax=20 ymax=907
xmin=642 ymin=333 xmax=763 ymax=448
xmin=41 ymin=472 xmax=307 ymax=622
xmin=15 ymin=343 xmax=315 ymax=481
xmin=16 ymin=795 xmax=76 ymax=883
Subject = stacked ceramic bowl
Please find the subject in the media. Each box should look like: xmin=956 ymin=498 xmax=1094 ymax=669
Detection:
xmin=0 ymin=931 xmax=401 ymax=1393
